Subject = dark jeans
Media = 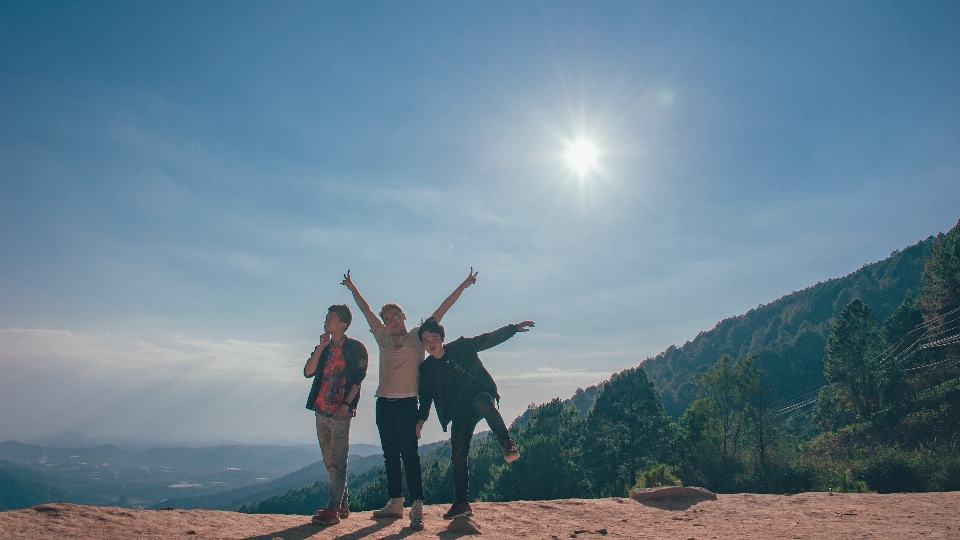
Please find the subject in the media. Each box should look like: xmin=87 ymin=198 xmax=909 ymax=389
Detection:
xmin=450 ymin=391 xmax=511 ymax=503
xmin=376 ymin=397 xmax=424 ymax=501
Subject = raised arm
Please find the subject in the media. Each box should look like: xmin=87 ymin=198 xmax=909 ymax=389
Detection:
xmin=341 ymin=270 xmax=382 ymax=329
xmin=430 ymin=267 xmax=478 ymax=322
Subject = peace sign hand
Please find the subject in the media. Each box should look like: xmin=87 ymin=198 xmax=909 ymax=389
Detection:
xmin=462 ymin=267 xmax=478 ymax=288
xmin=341 ymin=270 xmax=355 ymax=290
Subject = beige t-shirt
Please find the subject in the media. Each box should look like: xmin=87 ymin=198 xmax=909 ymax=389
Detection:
xmin=371 ymin=323 xmax=425 ymax=398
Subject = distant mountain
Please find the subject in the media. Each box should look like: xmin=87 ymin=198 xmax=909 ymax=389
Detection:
xmin=128 ymin=445 xmax=320 ymax=477
xmin=12 ymin=432 xmax=382 ymax=457
xmin=0 ymin=441 xmax=128 ymax=467
xmin=0 ymin=440 xmax=322 ymax=510
xmin=348 ymin=443 xmax=383 ymax=457
xmin=0 ymin=441 xmax=319 ymax=478
xmin=17 ymin=431 xmax=287 ymax=449
xmin=0 ymin=463 xmax=66 ymax=511
xmin=149 ymin=453 xmax=384 ymax=510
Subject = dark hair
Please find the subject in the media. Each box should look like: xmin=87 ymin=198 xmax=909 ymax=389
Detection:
xmin=418 ymin=317 xmax=445 ymax=342
xmin=327 ymin=304 xmax=352 ymax=329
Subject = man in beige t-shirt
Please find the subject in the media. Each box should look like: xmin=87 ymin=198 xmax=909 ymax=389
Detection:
xmin=341 ymin=269 xmax=477 ymax=530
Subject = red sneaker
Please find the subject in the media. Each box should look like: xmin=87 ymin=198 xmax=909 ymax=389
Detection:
xmin=311 ymin=507 xmax=341 ymax=526
xmin=443 ymin=501 xmax=473 ymax=520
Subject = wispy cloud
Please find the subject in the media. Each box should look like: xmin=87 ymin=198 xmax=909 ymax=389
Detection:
xmin=0 ymin=329 xmax=319 ymax=443
xmin=500 ymin=366 xmax=613 ymax=382
xmin=0 ymin=329 xmax=300 ymax=382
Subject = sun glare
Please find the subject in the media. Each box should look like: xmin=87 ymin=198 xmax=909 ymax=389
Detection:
xmin=566 ymin=138 xmax=598 ymax=177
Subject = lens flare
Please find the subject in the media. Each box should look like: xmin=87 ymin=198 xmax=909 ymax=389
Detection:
xmin=566 ymin=138 xmax=598 ymax=177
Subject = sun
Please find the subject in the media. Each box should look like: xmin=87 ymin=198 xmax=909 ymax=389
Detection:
xmin=565 ymin=138 xmax=598 ymax=177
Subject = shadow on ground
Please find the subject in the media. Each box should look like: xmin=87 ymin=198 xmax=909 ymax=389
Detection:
xmin=243 ymin=517 xmax=394 ymax=540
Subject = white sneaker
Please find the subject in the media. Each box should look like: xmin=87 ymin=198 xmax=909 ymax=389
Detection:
xmin=372 ymin=497 xmax=404 ymax=518
xmin=409 ymin=499 xmax=424 ymax=530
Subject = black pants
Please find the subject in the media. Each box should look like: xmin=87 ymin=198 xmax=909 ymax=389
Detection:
xmin=450 ymin=392 xmax=511 ymax=503
xmin=376 ymin=397 xmax=424 ymax=501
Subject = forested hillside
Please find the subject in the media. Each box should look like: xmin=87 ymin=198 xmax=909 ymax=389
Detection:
xmin=644 ymin=236 xmax=935 ymax=419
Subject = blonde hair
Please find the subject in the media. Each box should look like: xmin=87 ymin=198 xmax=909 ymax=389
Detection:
xmin=379 ymin=303 xmax=404 ymax=320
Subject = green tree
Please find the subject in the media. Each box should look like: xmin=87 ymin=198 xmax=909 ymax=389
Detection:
xmin=823 ymin=299 xmax=882 ymax=419
xmin=482 ymin=399 xmax=585 ymax=501
xmin=348 ymin=466 xmax=389 ymax=511
xmin=918 ymin=220 xmax=960 ymax=385
xmin=673 ymin=397 xmax=722 ymax=488
xmin=668 ymin=354 xmax=779 ymax=492
xmin=921 ymin=220 xmax=960 ymax=326
xmin=583 ymin=367 xmax=673 ymax=497
xmin=695 ymin=354 xmax=759 ymax=484
xmin=876 ymin=291 xmax=925 ymax=407
xmin=745 ymin=382 xmax=774 ymax=479
xmin=420 ymin=448 xmax=455 ymax=505
xmin=812 ymin=383 xmax=858 ymax=432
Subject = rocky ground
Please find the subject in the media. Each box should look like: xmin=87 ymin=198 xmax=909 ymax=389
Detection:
xmin=1 ymin=491 xmax=958 ymax=539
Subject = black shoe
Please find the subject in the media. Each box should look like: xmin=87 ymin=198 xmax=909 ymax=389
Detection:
xmin=442 ymin=501 xmax=473 ymax=520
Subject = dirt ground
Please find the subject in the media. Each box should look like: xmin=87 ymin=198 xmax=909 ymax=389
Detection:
xmin=2 ymin=491 xmax=958 ymax=539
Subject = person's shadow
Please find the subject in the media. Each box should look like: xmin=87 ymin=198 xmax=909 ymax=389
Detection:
xmin=243 ymin=518 xmax=394 ymax=540
xmin=243 ymin=516 xmax=484 ymax=540
xmin=243 ymin=523 xmax=320 ymax=540
xmin=436 ymin=516 xmax=483 ymax=538
xmin=332 ymin=521 xmax=415 ymax=540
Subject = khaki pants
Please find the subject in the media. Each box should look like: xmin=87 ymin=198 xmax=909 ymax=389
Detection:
xmin=316 ymin=413 xmax=351 ymax=509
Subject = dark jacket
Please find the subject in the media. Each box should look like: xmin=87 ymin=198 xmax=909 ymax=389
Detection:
xmin=417 ymin=324 xmax=518 ymax=431
xmin=305 ymin=336 xmax=369 ymax=412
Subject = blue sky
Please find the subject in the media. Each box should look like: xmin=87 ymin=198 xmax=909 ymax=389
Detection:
xmin=2 ymin=1 xmax=958 ymax=446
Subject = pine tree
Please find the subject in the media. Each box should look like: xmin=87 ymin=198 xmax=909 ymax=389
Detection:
xmin=482 ymin=399 xmax=585 ymax=501
xmin=823 ymin=299 xmax=881 ymax=419
xmin=583 ymin=367 xmax=673 ymax=497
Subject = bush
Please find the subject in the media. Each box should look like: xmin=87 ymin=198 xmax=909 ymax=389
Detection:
xmin=859 ymin=448 xmax=923 ymax=493
xmin=830 ymin=468 xmax=870 ymax=493
xmin=633 ymin=463 xmax=681 ymax=489
xmin=771 ymin=463 xmax=817 ymax=494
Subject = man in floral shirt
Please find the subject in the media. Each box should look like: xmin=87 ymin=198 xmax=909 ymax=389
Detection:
xmin=304 ymin=304 xmax=368 ymax=526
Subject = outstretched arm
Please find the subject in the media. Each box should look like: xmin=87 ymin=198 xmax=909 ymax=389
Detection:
xmin=430 ymin=267 xmax=478 ymax=322
xmin=341 ymin=270 xmax=382 ymax=329
xmin=468 ymin=321 xmax=535 ymax=353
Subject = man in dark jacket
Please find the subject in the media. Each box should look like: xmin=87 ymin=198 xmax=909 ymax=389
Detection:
xmin=304 ymin=304 xmax=368 ymax=526
xmin=416 ymin=317 xmax=534 ymax=520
